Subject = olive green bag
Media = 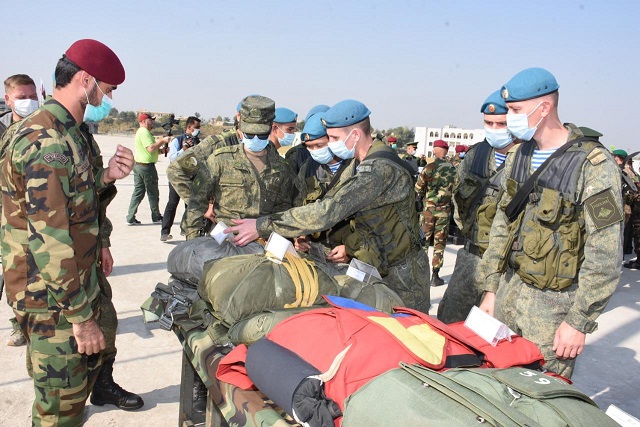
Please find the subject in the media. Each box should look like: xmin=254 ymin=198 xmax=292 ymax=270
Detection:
xmin=198 ymin=253 xmax=339 ymax=327
xmin=342 ymin=364 xmax=617 ymax=427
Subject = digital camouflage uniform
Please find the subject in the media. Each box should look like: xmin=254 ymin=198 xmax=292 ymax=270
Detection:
xmin=622 ymin=164 xmax=640 ymax=261
xmin=438 ymin=141 xmax=504 ymax=323
xmin=479 ymin=125 xmax=623 ymax=378
xmin=256 ymin=141 xmax=430 ymax=313
xmin=0 ymin=99 xmax=107 ymax=426
xmin=294 ymin=158 xmax=358 ymax=275
xmin=184 ymin=142 xmax=294 ymax=240
xmin=415 ymin=157 xmax=455 ymax=270
xmin=167 ymin=128 xmax=239 ymax=205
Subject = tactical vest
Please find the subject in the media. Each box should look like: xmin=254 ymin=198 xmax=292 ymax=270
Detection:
xmin=453 ymin=141 xmax=505 ymax=255
xmin=349 ymin=143 xmax=423 ymax=275
xmin=501 ymin=137 xmax=602 ymax=290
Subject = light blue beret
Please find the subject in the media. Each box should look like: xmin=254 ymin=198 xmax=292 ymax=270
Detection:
xmin=501 ymin=67 xmax=559 ymax=102
xmin=304 ymin=104 xmax=330 ymax=122
xmin=321 ymin=100 xmax=371 ymax=128
xmin=480 ymin=90 xmax=509 ymax=114
xmin=300 ymin=113 xmax=327 ymax=142
xmin=274 ymin=107 xmax=298 ymax=124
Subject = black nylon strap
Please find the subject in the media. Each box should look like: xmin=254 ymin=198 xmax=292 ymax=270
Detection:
xmin=505 ymin=136 xmax=596 ymax=222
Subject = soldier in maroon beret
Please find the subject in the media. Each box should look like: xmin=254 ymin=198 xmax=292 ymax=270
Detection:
xmin=0 ymin=39 xmax=135 ymax=425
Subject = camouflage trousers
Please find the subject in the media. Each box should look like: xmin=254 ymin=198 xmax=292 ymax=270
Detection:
xmin=15 ymin=302 xmax=103 ymax=427
xmin=421 ymin=206 xmax=450 ymax=270
xmin=384 ymin=248 xmax=431 ymax=314
xmin=494 ymin=269 xmax=578 ymax=379
xmin=631 ymin=201 xmax=640 ymax=258
xmin=97 ymin=267 xmax=118 ymax=364
xmin=437 ymin=247 xmax=482 ymax=324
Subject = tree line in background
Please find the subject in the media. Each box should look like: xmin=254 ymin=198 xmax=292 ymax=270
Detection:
xmin=97 ymin=109 xmax=416 ymax=146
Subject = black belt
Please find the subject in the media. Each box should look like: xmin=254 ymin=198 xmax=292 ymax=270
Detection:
xmin=136 ymin=162 xmax=153 ymax=166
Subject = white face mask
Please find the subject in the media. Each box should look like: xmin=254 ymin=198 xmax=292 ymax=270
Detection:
xmin=506 ymin=102 xmax=544 ymax=141
xmin=327 ymin=130 xmax=356 ymax=159
xmin=10 ymin=97 xmax=39 ymax=118
xmin=192 ymin=129 xmax=201 ymax=137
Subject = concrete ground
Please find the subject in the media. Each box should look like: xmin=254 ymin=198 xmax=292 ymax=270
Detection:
xmin=0 ymin=134 xmax=638 ymax=426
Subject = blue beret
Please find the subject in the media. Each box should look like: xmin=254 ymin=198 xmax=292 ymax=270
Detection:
xmin=304 ymin=104 xmax=330 ymax=122
xmin=300 ymin=113 xmax=327 ymax=142
xmin=501 ymin=67 xmax=559 ymax=102
xmin=322 ymin=100 xmax=371 ymax=128
xmin=480 ymin=90 xmax=509 ymax=115
xmin=274 ymin=107 xmax=298 ymax=124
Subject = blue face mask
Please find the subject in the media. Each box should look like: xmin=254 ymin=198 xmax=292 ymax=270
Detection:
xmin=391 ymin=143 xmax=397 ymax=150
xmin=242 ymin=134 xmax=270 ymax=152
xmin=309 ymin=146 xmax=334 ymax=164
xmin=458 ymin=152 xmax=466 ymax=159
xmin=328 ymin=130 xmax=356 ymax=160
xmin=277 ymin=127 xmax=295 ymax=146
xmin=84 ymin=91 xmax=112 ymax=122
xmin=506 ymin=102 xmax=543 ymax=141
xmin=485 ymin=127 xmax=514 ymax=149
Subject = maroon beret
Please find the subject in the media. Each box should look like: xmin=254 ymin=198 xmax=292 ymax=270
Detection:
xmin=387 ymin=136 xmax=397 ymax=143
xmin=65 ymin=39 xmax=125 ymax=85
xmin=433 ymin=139 xmax=449 ymax=149
xmin=455 ymin=144 xmax=469 ymax=153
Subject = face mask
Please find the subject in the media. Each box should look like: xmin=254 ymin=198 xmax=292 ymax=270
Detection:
xmin=192 ymin=129 xmax=201 ymax=137
xmin=277 ymin=127 xmax=295 ymax=146
xmin=328 ymin=130 xmax=356 ymax=159
xmin=391 ymin=143 xmax=397 ymax=149
xmin=84 ymin=94 xmax=112 ymax=122
xmin=458 ymin=152 xmax=466 ymax=159
xmin=10 ymin=97 xmax=39 ymax=118
xmin=309 ymin=146 xmax=334 ymax=164
xmin=242 ymin=134 xmax=270 ymax=152
xmin=506 ymin=102 xmax=544 ymax=141
xmin=485 ymin=127 xmax=513 ymax=149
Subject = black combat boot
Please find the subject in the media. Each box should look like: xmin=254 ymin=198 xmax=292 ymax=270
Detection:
xmin=430 ymin=269 xmax=445 ymax=287
xmin=91 ymin=360 xmax=144 ymax=411
xmin=193 ymin=376 xmax=208 ymax=413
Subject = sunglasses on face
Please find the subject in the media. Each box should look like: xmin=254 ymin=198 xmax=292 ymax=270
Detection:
xmin=243 ymin=133 xmax=270 ymax=140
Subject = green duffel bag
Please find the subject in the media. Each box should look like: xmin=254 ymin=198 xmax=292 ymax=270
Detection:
xmin=342 ymin=363 xmax=618 ymax=427
xmin=335 ymin=275 xmax=405 ymax=314
xmin=227 ymin=307 xmax=321 ymax=345
xmin=199 ymin=253 xmax=339 ymax=327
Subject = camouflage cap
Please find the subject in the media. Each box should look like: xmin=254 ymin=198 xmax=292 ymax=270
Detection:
xmin=239 ymin=95 xmax=276 ymax=134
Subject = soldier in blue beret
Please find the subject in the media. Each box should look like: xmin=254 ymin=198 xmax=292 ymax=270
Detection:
xmin=437 ymin=89 xmax=518 ymax=324
xmin=227 ymin=99 xmax=431 ymax=313
xmin=478 ymin=68 xmax=623 ymax=378
xmin=292 ymin=113 xmax=357 ymax=270
xmin=270 ymin=107 xmax=298 ymax=156
xmin=285 ymin=105 xmax=330 ymax=175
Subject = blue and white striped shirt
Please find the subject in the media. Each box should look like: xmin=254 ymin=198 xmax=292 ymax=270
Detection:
xmin=531 ymin=148 xmax=558 ymax=171
xmin=494 ymin=152 xmax=507 ymax=167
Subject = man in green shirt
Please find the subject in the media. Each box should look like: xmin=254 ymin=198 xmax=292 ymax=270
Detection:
xmin=126 ymin=113 xmax=170 ymax=225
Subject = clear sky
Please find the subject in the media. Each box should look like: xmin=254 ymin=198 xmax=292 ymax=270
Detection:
xmin=3 ymin=0 xmax=638 ymax=151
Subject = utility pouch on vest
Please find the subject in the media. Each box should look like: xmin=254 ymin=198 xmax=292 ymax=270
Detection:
xmin=475 ymin=202 xmax=498 ymax=254
xmin=454 ymin=177 xmax=484 ymax=237
xmin=512 ymin=188 xmax=584 ymax=290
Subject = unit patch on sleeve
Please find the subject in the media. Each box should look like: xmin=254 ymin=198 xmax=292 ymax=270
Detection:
xmin=584 ymin=188 xmax=623 ymax=230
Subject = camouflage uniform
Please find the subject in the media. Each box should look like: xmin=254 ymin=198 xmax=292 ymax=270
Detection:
xmin=167 ymin=128 xmax=239 ymax=205
xmin=622 ymin=165 xmax=640 ymax=262
xmin=184 ymin=143 xmax=294 ymax=240
xmin=0 ymin=99 xmax=107 ymax=425
xmin=438 ymin=141 xmax=503 ymax=323
xmin=415 ymin=157 xmax=455 ymax=270
xmin=480 ymin=125 xmax=623 ymax=378
xmin=256 ymin=141 xmax=430 ymax=313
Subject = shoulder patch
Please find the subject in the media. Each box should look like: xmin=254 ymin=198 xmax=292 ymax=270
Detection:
xmin=43 ymin=152 xmax=69 ymax=164
xmin=584 ymin=188 xmax=623 ymax=230
xmin=587 ymin=147 xmax=607 ymax=165
xmin=358 ymin=164 xmax=372 ymax=173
